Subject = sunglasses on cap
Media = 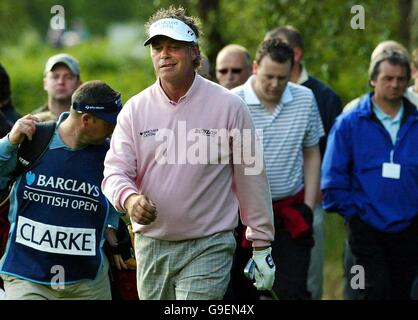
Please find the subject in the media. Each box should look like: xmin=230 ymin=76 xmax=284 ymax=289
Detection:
xmin=217 ymin=68 xmax=243 ymax=74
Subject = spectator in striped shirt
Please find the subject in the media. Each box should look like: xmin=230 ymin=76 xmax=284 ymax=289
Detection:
xmin=264 ymin=25 xmax=342 ymax=300
xmin=232 ymin=39 xmax=324 ymax=299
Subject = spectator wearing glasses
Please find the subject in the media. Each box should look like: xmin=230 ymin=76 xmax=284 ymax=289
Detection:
xmin=216 ymin=44 xmax=252 ymax=89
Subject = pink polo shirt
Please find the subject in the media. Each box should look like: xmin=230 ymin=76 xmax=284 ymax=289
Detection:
xmin=102 ymin=74 xmax=274 ymax=247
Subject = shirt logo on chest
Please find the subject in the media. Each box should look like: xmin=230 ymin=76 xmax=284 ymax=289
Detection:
xmin=139 ymin=129 xmax=159 ymax=137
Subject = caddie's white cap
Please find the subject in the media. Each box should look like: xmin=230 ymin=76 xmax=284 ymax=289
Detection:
xmin=143 ymin=18 xmax=197 ymax=46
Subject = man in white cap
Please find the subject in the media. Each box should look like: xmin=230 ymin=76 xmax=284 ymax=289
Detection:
xmin=102 ymin=6 xmax=275 ymax=300
xmin=32 ymin=53 xmax=81 ymax=122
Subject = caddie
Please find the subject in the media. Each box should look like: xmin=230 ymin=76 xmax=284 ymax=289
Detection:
xmin=0 ymin=80 xmax=122 ymax=300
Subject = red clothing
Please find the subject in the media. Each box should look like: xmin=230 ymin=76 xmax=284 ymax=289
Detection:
xmin=241 ymin=191 xmax=311 ymax=248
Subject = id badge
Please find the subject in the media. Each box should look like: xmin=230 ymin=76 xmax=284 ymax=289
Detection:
xmin=382 ymin=162 xmax=401 ymax=179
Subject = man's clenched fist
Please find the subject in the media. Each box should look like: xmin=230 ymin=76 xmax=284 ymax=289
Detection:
xmin=124 ymin=194 xmax=157 ymax=225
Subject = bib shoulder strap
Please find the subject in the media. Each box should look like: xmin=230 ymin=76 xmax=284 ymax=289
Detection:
xmin=14 ymin=121 xmax=57 ymax=178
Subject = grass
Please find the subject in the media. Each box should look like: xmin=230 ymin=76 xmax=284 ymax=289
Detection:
xmin=323 ymin=212 xmax=346 ymax=300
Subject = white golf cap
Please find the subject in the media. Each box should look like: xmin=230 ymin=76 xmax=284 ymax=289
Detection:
xmin=143 ymin=18 xmax=197 ymax=46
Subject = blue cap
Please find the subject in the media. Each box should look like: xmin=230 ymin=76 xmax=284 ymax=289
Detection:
xmin=72 ymin=94 xmax=122 ymax=125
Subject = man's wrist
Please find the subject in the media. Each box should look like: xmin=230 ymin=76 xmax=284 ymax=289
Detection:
xmin=6 ymin=133 xmax=19 ymax=147
xmin=304 ymin=200 xmax=315 ymax=211
xmin=124 ymin=193 xmax=140 ymax=212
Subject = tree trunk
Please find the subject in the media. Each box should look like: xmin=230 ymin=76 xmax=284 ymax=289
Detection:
xmin=196 ymin=0 xmax=224 ymax=77
xmin=398 ymin=0 xmax=412 ymax=49
xmin=411 ymin=0 xmax=418 ymax=49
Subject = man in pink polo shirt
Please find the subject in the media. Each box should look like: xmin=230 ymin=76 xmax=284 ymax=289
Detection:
xmin=102 ymin=6 xmax=275 ymax=300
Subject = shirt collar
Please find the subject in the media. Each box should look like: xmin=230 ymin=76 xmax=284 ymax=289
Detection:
xmin=241 ymin=76 xmax=261 ymax=105
xmin=49 ymin=112 xmax=69 ymax=150
xmin=372 ymin=100 xmax=404 ymax=123
xmin=280 ymin=84 xmax=293 ymax=104
xmin=242 ymin=75 xmax=293 ymax=107
xmin=49 ymin=112 xmax=111 ymax=150
xmin=296 ymin=64 xmax=309 ymax=84
xmin=156 ymin=72 xmax=201 ymax=106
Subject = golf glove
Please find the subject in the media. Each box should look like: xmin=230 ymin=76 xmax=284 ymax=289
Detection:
xmin=252 ymin=247 xmax=276 ymax=291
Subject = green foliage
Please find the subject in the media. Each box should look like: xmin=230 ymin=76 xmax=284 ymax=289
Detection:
xmin=1 ymin=37 xmax=155 ymax=115
xmin=149 ymin=0 xmax=402 ymax=105
xmin=213 ymin=0 xmax=400 ymax=105
xmin=0 ymin=0 xmax=405 ymax=106
xmin=0 ymin=1 xmax=30 ymax=43
xmin=0 ymin=1 xmax=409 ymax=299
xmin=0 ymin=0 xmax=149 ymax=41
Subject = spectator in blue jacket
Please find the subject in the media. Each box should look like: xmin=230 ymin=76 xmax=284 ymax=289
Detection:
xmin=341 ymin=40 xmax=412 ymax=300
xmin=322 ymin=49 xmax=418 ymax=299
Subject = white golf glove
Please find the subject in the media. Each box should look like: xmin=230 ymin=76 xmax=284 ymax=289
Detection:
xmin=252 ymin=247 xmax=276 ymax=291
